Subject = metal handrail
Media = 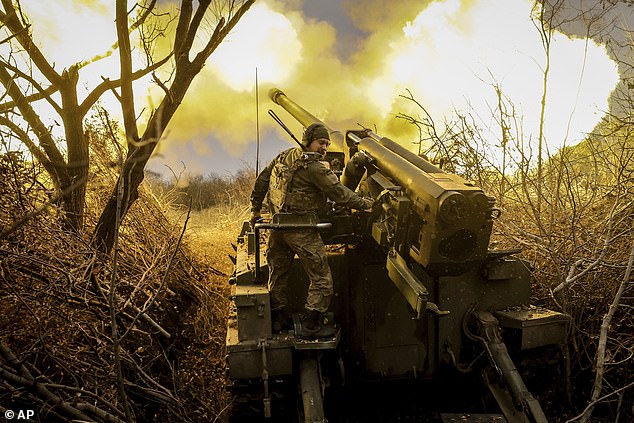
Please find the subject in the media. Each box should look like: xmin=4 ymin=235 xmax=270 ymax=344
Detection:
xmin=253 ymin=222 xmax=333 ymax=283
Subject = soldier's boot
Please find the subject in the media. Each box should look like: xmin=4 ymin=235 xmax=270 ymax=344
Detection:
xmin=296 ymin=310 xmax=336 ymax=339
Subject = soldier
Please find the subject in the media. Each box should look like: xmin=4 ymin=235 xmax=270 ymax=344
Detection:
xmin=250 ymin=123 xmax=373 ymax=339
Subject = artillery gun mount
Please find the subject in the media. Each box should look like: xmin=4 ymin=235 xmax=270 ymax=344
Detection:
xmin=225 ymin=89 xmax=571 ymax=422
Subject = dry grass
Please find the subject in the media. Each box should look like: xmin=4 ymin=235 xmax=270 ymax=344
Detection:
xmin=0 ymin=145 xmax=249 ymax=422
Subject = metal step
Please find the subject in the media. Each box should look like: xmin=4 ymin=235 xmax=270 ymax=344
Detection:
xmin=441 ymin=413 xmax=507 ymax=422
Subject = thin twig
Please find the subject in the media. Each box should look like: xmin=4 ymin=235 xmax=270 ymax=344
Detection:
xmin=0 ymin=176 xmax=87 ymax=239
xmin=566 ymin=380 xmax=634 ymax=423
xmin=578 ymin=241 xmax=634 ymax=423
xmin=109 ymin=146 xmax=134 ymax=422
xmin=121 ymin=199 xmax=191 ymax=341
xmin=553 ymin=194 xmax=621 ymax=293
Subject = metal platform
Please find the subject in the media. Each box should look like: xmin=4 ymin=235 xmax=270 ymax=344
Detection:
xmin=441 ymin=413 xmax=506 ymax=422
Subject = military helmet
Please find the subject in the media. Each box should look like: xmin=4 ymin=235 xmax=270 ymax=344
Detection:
xmin=302 ymin=123 xmax=330 ymax=147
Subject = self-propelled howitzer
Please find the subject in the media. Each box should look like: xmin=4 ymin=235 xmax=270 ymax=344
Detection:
xmin=225 ymin=88 xmax=571 ymax=423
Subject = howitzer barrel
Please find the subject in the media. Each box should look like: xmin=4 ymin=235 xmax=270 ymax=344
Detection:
xmin=359 ymin=137 xmax=488 ymax=217
xmin=358 ymin=135 xmax=493 ymax=272
xmin=270 ymin=88 xmax=494 ymax=272
xmin=269 ymin=88 xmax=344 ymax=152
xmin=358 ymin=136 xmax=484 ymax=218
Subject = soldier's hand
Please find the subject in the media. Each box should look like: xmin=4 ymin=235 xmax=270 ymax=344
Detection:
xmin=250 ymin=211 xmax=262 ymax=229
xmin=362 ymin=198 xmax=374 ymax=212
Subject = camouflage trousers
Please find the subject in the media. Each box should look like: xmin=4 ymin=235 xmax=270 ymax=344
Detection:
xmin=266 ymin=229 xmax=333 ymax=313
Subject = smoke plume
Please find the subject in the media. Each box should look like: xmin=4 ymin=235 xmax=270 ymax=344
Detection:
xmin=11 ymin=0 xmax=620 ymax=174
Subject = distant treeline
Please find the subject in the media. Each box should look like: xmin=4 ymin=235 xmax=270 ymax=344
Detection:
xmin=146 ymin=167 xmax=255 ymax=211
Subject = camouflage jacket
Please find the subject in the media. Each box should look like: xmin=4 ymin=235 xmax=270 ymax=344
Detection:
xmin=250 ymin=147 xmax=370 ymax=215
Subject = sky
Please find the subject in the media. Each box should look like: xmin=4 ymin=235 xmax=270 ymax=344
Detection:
xmin=7 ymin=0 xmax=626 ymax=180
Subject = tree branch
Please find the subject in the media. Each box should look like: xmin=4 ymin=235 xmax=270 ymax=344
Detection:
xmin=0 ymin=175 xmax=87 ymax=239
xmin=182 ymin=0 xmax=214 ymax=63
xmin=79 ymin=53 xmax=172 ymax=117
xmin=0 ymin=0 xmax=63 ymax=85
xmin=0 ymin=65 xmax=66 ymax=172
xmin=566 ymin=380 xmax=634 ymax=423
xmin=195 ymin=1 xmax=256 ymax=68
xmin=116 ymin=0 xmax=140 ymax=144
xmin=0 ymin=116 xmax=53 ymax=170
xmin=0 ymin=341 xmax=94 ymax=422
xmin=174 ymin=0 xmax=194 ymax=59
xmin=552 ymin=195 xmax=620 ymax=293
xmin=108 ymin=139 xmax=134 ymax=422
xmin=578 ymin=241 xmax=634 ymax=423
xmin=77 ymin=0 xmax=158 ymax=70
xmin=0 ymin=60 xmax=62 ymax=114
xmin=121 ymin=201 xmax=190 ymax=341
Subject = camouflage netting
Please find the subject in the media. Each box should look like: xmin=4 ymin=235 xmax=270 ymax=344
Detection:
xmin=0 ymin=148 xmax=231 ymax=422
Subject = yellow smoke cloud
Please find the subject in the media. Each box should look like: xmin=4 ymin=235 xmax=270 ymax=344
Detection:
xmin=164 ymin=0 xmax=381 ymax=155
xmin=7 ymin=0 xmax=620 ymax=172
xmin=172 ymin=0 xmax=618 ymax=167
xmin=208 ymin=2 xmax=302 ymax=91
xmin=11 ymin=0 xmax=155 ymax=138
xmin=342 ymin=0 xmax=429 ymax=33
xmin=163 ymin=1 xmax=304 ymax=153
xmin=363 ymin=0 xmax=619 ymax=156
xmin=19 ymin=0 xmax=117 ymax=88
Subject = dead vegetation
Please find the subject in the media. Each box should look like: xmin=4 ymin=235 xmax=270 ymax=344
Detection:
xmin=493 ymin=136 xmax=634 ymax=422
xmin=0 ymin=138 xmax=240 ymax=421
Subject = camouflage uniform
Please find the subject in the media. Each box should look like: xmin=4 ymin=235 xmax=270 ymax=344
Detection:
xmin=251 ymin=147 xmax=371 ymax=314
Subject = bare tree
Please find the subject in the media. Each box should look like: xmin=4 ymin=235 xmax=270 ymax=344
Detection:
xmin=1 ymin=0 xmax=99 ymax=231
xmin=92 ymin=0 xmax=254 ymax=253
xmin=0 ymin=0 xmax=255 ymax=242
